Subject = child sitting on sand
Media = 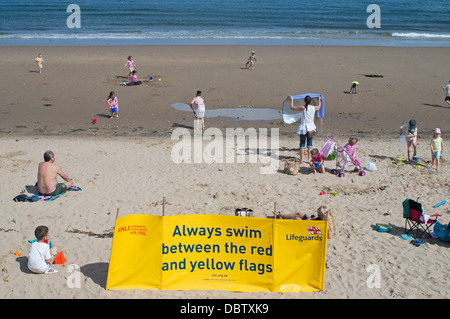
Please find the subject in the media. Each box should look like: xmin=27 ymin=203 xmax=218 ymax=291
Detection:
xmin=35 ymin=53 xmax=45 ymax=73
xmin=27 ymin=225 xmax=59 ymax=274
xmin=430 ymin=128 xmax=444 ymax=171
xmin=344 ymin=137 xmax=361 ymax=167
xmin=107 ymin=91 xmax=119 ymax=118
xmin=309 ymin=148 xmax=325 ymax=174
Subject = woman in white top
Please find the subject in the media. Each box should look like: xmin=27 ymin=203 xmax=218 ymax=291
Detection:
xmin=290 ymin=95 xmax=322 ymax=163
xmin=190 ymin=90 xmax=206 ymax=131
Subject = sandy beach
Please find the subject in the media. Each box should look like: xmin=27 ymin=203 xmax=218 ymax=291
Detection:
xmin=0 ymin=45 xmax=449 ymax=299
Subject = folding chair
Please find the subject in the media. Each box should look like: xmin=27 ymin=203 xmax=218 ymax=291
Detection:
xmin=403 ymin=198 xmax=441 ymax=238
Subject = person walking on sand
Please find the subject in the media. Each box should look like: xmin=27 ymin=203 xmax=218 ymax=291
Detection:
xmin=124 ymin=56 xmax=137 ymax=76
xmin=107 ymin=91 xmax=119 ymax=118
xmin=246 ymin=51 xmax=257 ymax=70
xmin=441 ymin=81 xmax=450 ymax=107
xmin=190 ymin=90 xmax=206 ymax=131
xmin=35 ymin=53 xmax=45 ymax=73
xmin=37 ymin=151 xmax=73 ymax=197
xmin=290 ymin=95 xmax=322 ymax=164
xmin=430 ymin=128 xmax=444 ymax=171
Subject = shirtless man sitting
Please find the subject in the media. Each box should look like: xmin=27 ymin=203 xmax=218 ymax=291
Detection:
xmin=37 ymin=151 xmax=73 ymax=196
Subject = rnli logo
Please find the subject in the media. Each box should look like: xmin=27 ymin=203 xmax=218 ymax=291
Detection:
xmin=118 ymin=225 xmax=148 ymax=236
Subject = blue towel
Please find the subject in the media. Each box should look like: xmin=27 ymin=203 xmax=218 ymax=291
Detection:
xmin=289 ymin=93 xmax=325 ymax=118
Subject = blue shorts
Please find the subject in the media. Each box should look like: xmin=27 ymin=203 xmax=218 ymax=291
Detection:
xmin=432 ymin=151 xmax=441 ymax=159
xmin=313 ymin=161 xmax=323 ymax=168
xmin=299 ymin=134 xmax=313 ymax=149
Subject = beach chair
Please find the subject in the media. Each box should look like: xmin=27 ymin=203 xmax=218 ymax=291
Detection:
xmin=403 ymin=198 xmax=441 ymax=238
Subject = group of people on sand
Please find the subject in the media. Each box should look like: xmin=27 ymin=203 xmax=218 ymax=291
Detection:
xmin=400 ymin=119 xmax=444 ymax=171
xmin=26 ymin=150 xmax=72 ymax=274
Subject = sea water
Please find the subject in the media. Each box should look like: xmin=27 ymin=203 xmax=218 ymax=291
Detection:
xmin=0 ymin=0 xmax=449 ymax=46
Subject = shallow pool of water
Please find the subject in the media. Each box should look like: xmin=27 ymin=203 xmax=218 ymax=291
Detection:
xmin=171 ymin=103 xmax=282 ymax=121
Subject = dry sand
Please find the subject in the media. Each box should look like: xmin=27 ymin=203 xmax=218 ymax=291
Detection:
xmin=0 ymin=45 xmax=449 ymax=299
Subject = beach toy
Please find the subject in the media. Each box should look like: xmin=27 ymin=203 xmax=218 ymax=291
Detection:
xmin=14 ymin=251 xmax=22 ymax=256
xmin=396 ymin=158 xmax=402 ymax=164
xmin=92 ymin=118 xmax=97 ymax=124
xmin=433 ymin=199 xmax=450 ymax=208
xmin=35 ymin=58 xmax=40 ymax=62
xmin=375 ymin=224 xmax=392 ymax=233
xmin=412 ymin=156 xmax=419 ymax=162
xmin=416 ymin=165 xmax=421 ymax=169
xmin=158 ymin=78 xmax=162 ymax=82
xmin=319 ymin=191 xmax=326 ymax=195
xmin=54 ymin=251 xmax=66 ymax=264
xmin=400 ymin=234 xmax=413 ymax=240
xmin=149 ymin=76 xmax=153 ymax=81
xmin=407 ymin=184 xmax=412 ymax=188
xmin=331 ymin=191 xmax=337 ymax=195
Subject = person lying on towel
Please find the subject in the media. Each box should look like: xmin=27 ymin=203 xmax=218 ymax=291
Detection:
xmin=37 ymin=151 xmax=73 ymax=197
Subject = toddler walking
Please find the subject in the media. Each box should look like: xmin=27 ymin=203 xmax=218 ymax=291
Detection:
xmin=430 ymin=128 xmax=444 ymax=171
xmin=35 ymin=53 xmax=45 ymax=73
xmin=124 ymin=56 xmax=137 ymax=76
xmin=107 ymin=91 xmax=119 ymax=118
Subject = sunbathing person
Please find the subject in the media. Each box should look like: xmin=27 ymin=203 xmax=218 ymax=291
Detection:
xmin=37 ymin=151 xmax=73 ymax=196
xmin=277 ymin=206 xmax=336 ymax=239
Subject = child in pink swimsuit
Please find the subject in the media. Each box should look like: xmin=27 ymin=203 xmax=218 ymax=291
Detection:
xmin=124 ymin=56 xmax=137 ymax=76
xmin=35 ymin=53 xmax=45 ymax=73
xmin=107 ymin=91 xmax=119 ymax=118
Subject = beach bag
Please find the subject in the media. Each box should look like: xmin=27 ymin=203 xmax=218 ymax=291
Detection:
xmin=283 ymin=157 xmax=300 ymax=175
xmin=303 ymin=108 xmax=316 ymax=138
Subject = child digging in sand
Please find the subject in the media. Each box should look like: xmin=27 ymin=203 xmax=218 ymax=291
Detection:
xmin=27 ymin=225 xmax=59 ymax=274
xmin=309 ymin=148 xmax=325 ymax=174
xmin=430 ymin=128 xmax=444 ymax=171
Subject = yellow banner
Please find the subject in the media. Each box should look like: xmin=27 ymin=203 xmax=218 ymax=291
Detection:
xmin=106 ymin=214 xmax=327 ymax=293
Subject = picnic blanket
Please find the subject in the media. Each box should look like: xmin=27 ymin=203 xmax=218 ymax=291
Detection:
xmin=13 ymin=186 xmax=82 ymax=202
